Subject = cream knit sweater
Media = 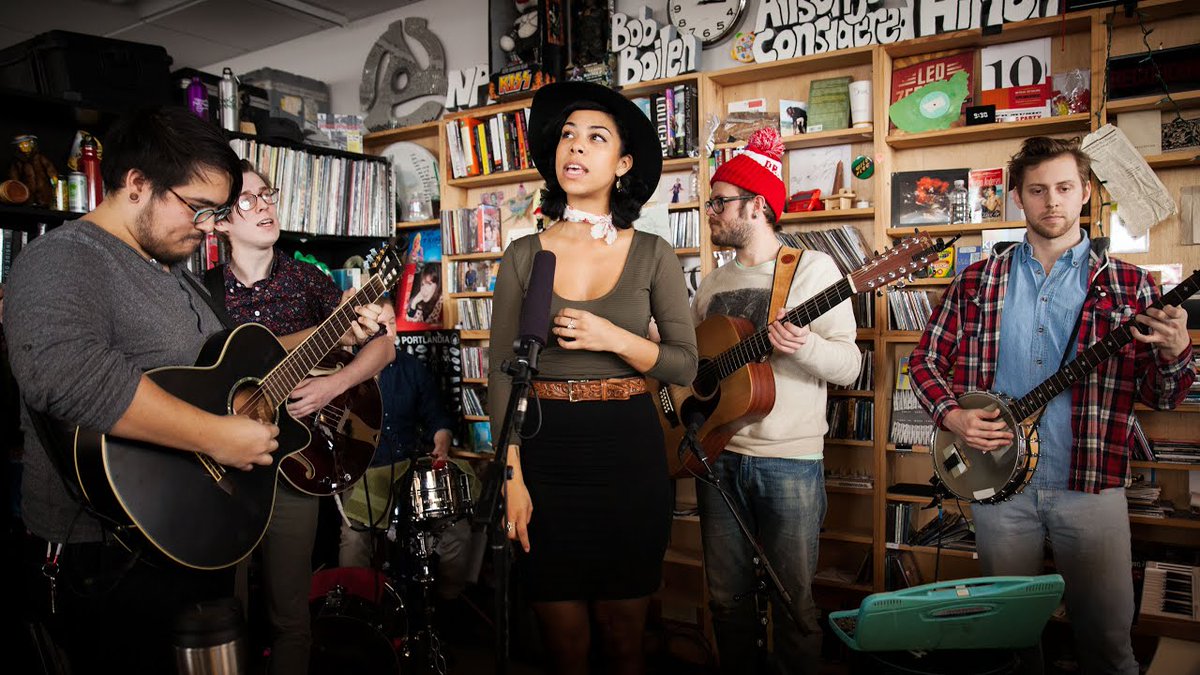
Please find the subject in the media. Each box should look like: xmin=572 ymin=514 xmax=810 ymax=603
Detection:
xmin=691 ymin=249 xmax=861 ymax=459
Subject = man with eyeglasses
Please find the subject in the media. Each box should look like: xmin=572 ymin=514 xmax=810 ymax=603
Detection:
xmin=692 ymin=128 xmax=861 ymax=675
xmin=2 ymin=107 xmax=374 ymax=673
xmin=205 ymin=159 xmax=394 ymax=675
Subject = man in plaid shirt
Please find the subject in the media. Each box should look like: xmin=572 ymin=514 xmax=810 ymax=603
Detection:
xmin=910 ymin=137 xmax=1193 ymax=674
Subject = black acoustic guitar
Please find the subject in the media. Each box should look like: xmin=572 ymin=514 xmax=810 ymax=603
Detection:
xmin=73 ymin=245 xmax=404 ymax=570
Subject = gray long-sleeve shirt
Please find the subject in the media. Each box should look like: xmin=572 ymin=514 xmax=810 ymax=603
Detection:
xmin=5 ymin=221 xmax=226 ymax=543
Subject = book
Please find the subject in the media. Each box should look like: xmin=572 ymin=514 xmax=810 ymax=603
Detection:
xmin=807 ymin=76 xmax=851 ymax=133
xmin=889 ymin=51 xmax=975 ymax=131
xmin=396 ymin=262 xmax=445 ymax=331
xmin=779 ymin=98 xmax=807 ymax=135
xmin=468 ymin=421 xmax=494 ymax=454
xmin=890 ymin=168 xmax=970 ymax=225
xmin=980 ymin=38 xmax=1052 ymax=122
xmin=955 ymin=245 xmax=984 ymax=274
xmin=981 ymin=227 xmax=1025 ymax=255
xmin=723 ymin=97 xmax=777 ymax=142
xmin=968 ymin=168 xmax=1006 ymax=223
xmin=895 ymin=355 xmax=912 ymax=390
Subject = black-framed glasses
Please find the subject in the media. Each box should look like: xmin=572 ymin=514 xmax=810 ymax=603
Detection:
xmin=235 ymin=188 xmax=281 ymax=213
xmin=168 ymin=188 xmax=230 ymax=224
xmin=704 ymin=194 xmax=755 ymax=214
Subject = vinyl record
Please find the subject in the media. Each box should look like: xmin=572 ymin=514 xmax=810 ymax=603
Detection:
xmin=378 ymin=142 xmax=439 ymax=218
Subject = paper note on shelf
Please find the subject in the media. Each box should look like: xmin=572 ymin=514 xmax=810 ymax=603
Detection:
xmin=1081 ymin=124 xmax=1177 ymax=237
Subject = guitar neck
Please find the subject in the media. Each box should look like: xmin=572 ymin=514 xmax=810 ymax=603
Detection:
xmin=259 ymin=276 xmax=389 ymax=407
xmin=709 ymin=278 xmax=854 ymax=381
xmin=1012 ymin=272 xmax=1200 ymax=421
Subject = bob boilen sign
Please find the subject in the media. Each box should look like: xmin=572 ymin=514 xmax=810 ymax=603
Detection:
xmin=611 ymin=7 xmax=698 ymax=86
xmin=749 ymin=0 xmax=1062 ymax=63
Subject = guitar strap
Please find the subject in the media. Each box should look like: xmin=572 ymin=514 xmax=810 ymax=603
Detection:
xmin=768 ymin=246 xmax=804 ymax=323
xmin=188 ymin=268 xmax=236 ymax=331
xmin=20 ymin=268 xmax=236 ymax=530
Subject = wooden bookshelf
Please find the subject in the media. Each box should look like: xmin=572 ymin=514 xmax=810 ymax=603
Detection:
xmin=446 ymin=167 xmax=540 ymax=189
xmin=715 ymin=125 xmax=874 ymax=152
xmin=885 ymin=113 xmax=1091 ymax=150
xmin=780 ymin=208 xmax=875 ymax=224
xmin=396 ymin=218 xmax=440 ymax=230
xmin=1104 ymin=89 xmax=1200 ymax=115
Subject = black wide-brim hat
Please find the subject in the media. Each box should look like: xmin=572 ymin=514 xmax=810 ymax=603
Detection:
xmin=527 ymin=81 xmax=662 ymax=206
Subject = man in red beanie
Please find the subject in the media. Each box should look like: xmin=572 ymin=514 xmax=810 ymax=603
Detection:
xmin=692 ymin=128 xmax=862 ymax=674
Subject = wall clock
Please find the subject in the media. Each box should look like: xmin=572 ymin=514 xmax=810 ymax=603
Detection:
xmin=668 ymin=0 xmax=747 ymax=47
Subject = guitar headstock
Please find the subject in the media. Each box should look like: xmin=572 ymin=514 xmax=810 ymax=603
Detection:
xmin=365 ymin=238 xmax=406 ymax=289
xmin=848 ymin=233 xmax=940 ymax=292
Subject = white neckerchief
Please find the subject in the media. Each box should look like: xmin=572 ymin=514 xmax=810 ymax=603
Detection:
xmin=562 ymin=205 xmax=617 ymax=245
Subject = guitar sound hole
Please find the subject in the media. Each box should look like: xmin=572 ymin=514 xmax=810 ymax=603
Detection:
xmin=693 ymin=365 xmax=718 ymax=400
xmin=231 ymin=382 xmax=276 ymax=424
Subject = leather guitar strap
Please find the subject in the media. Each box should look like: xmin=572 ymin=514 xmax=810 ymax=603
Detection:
xmin=768 ymin=246 xmax=804 ymax=324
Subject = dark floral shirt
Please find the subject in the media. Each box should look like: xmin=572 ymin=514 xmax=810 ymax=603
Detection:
xmin=218 ymin=251 xmax=341 ymax=335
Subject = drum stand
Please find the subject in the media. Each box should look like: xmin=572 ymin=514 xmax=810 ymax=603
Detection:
xmin=679 ymin=424 xmax=810 ymax=671
xmin=402 ymin=524 xmax=450 ymax=675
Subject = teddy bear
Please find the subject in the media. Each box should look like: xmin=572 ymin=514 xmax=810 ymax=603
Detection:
xmin=8 ymin=134 xmax=58 ymax=206
xmin=499 ymin=0 xmax=540 ymax=66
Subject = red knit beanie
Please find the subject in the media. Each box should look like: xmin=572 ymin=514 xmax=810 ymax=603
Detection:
xmin=710 ymin=127 xmax=786 ymax=219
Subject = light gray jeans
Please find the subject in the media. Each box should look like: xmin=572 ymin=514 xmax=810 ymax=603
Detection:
xmin=973 ymin=487 xmax=1138 ymax=675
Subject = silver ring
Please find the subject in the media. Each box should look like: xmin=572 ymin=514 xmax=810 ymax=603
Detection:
xmin=505 ymin=521 xmax=514 ymax=532
xmin=567 ymin=319 xmax=576 ymax=330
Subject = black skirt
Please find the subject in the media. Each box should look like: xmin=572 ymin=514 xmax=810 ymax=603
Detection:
xmin=516 ymin=391 xmax=671 ymax=602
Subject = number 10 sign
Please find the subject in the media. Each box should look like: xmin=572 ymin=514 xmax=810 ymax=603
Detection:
xmin=980 ymin=37 xmax=1053 ymax=122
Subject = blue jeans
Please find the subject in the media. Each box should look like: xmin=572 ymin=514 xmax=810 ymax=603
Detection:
xmin=973 ymin=487 xmax=1137 ymax=675
xmin=696 ymin=453 xmax=826 ymax=675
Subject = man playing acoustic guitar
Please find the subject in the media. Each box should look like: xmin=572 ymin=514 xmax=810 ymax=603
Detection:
xmin=909 ymin=137 xmax=1194 ymax=674
xmin=4 ymin=107 xmax=382 ymax=674
xmin=692 ymin=128 xmax=862 ymax=674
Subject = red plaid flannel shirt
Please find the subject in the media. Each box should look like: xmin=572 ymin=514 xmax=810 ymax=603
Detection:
xmin=909 ymin=243 xmax=1195 ymax=493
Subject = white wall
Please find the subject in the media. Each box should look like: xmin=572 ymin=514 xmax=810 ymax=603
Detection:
xmin=204 ymin=0 xmax=489 ymax=117
xmin=205 ymin=1 xmax=760 ymax=117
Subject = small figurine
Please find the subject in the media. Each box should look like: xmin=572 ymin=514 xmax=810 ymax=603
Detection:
xmin=9 ymin=134 xmax=58 ymax=206
xmin=670 ymin=178 xmax=683 ymax=203
xmin=500 ymin=0 xmax=541 ymax=66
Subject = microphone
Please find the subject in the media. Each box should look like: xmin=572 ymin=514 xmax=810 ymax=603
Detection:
xmin=681 ymin=411 xmax=709 ymax=467
xmin=515 ymin=250 xmax=556 ymax=365
xmin=474 ymin=251 xmax=556 ymax=528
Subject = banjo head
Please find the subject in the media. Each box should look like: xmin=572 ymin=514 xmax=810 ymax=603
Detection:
xmin=930 ymin=391 xmax=1031 ymax=504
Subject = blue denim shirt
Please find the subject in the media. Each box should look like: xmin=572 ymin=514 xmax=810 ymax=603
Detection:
xmin=993 ymin=233 xmax=1091 ymax=489
xmin=374 ymin=349 xmax=454 ymax=466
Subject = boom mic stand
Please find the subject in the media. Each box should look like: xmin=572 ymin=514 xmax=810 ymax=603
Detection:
xmin=681 ymin=418 xmax=810 ymax=670
xmin=473 ymin=339 xmax=541 ymax=675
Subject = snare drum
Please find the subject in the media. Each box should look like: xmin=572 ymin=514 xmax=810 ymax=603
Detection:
xmin=309 ymin=568 xmax=406 ymax=675
xmin=403 ymin=458 xmax=474 ymax=525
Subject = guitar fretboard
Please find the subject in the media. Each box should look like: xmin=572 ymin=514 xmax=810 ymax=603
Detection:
xmin=257 ymin=275 xmax=389 ymax=408
xmin=1011 ymin=272 xmax=1200 ymax=422
xmin=701 ymin=278 xmax=855 ymax=382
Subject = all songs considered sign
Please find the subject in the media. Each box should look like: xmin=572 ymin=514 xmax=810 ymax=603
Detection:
xmin=748 ymin=0 xmax=1061 ymax=64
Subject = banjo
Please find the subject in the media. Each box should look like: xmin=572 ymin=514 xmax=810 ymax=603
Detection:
xmin=930 ymin=269 xmax=1200 ymax=504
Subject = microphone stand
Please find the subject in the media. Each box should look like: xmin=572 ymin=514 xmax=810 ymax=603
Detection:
xmin=681 ymin=422 xmax=810 ymax=670
xmin=473 ymin=339 xmax=541 ymax=675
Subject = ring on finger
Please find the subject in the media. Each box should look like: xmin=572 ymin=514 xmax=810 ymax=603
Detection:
xmin=567 ymin=319 xmax=576 ymax=330
xmin=505 ymin=521 xmax=514 ymax=532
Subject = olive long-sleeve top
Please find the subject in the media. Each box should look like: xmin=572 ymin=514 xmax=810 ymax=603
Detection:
xmin=487 ymin=230 xmax=698 ymax=438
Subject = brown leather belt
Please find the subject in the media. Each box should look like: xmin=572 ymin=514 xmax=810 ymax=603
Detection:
xmin=532 ymin=377 xmax=648 ymax=402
